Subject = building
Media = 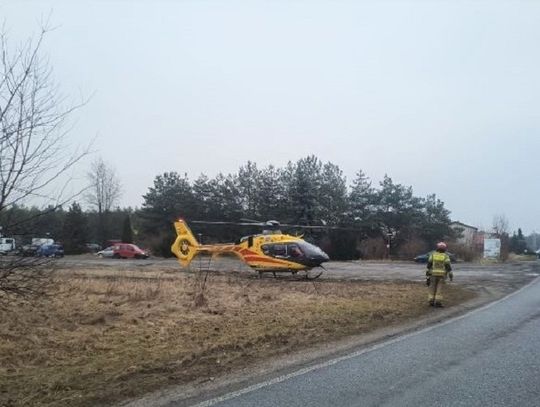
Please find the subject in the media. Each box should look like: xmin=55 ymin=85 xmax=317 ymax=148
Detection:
xmin=450 ymin=221 xmax=478 ymax=247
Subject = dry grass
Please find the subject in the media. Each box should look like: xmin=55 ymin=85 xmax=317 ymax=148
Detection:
xmin=0 ymin=271 xmax=474 ymax=407
xmin=507 ymin=253 xmax=538 ymax=262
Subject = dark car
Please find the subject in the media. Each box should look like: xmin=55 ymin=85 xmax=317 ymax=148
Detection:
xmin=414 ymin=251 xmax=457 ymax=263
xmin=18 ymin=244 xmax=41 ymax=257
xmin=36 ymin=244 xmax=64 ymax=258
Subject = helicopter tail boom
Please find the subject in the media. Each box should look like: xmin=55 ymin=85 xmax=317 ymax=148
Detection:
xmin=171 ymin=219 xmax=200 ymax=267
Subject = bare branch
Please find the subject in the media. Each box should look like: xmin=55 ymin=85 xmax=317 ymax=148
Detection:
xmin=0 ymin=255 xmax=56 ymax=307
xmin=0 ymin=22 xmax=89 ymax=213
xmin=85 ymin=157 xmax=122 ymax=213
xmin=0 ymin=20 xmax=90 ymax=302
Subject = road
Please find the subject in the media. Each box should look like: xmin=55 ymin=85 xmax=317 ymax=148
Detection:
xmin=172 ymin=276 xmax=540 ymax=407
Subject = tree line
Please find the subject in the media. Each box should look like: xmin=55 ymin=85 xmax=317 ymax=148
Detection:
xmin=0 ymin=155 xmax=456 ymax=259
xmin=138 ymin=155 xmax=457 ymax=259
xmin=0 ymin=203 xmax=135 ymax=254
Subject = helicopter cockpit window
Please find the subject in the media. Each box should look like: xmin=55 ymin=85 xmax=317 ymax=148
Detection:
xmin=297 ymin=241 xmax=327 ymax=257
xmin=272 ymin=244 xmax=286 ymax=256
xmin=261 ymin=243 xmax=287 ymax=257
xmin=261 ymin=243 xmax=303 ymax=258
xmin=287 ymin=243 xmax=303 ymax=258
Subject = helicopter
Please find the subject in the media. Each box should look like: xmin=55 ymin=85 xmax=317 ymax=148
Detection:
xmin=171 ymin=218 xmax=331 ymax=279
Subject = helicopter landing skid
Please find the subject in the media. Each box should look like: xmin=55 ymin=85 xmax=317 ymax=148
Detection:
xmin=255 ymin=267 xmax=324 ymax=280
xmin=302 ymin=267 xmax=324 ymax=280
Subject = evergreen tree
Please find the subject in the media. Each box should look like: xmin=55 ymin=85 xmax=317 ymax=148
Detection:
xmin=319 ymin=162 xmax=348 ymax=225
xmin=192 ymin=174 xmax=213 ymax=220
xmin=237 ymin=161 xmax=260 ymax=218
xmin=256 ymin=165 xmax=287 ymax=220
xmin=139 ymin=172 xmax=195 ymax=256
xmin=287 ymin=155 xmax=323 ymax=224
xmin=419 ymin=194 xmax=455 ymax=245
xmin=140 ymin=172 xmax=195 ymax=234
xmin=348 ymin=170 xmax=377 ymax=236
xmin=509 ymin=228 xmax=528 ymax=254
xmin=121 ymin=215 xmax=134 ymax=243
xmin=62 ymin=202 xmax=88 ymax=254
xmin=32 ymin=205 xmax=65 ymax=241
xmin=373 ymin=175 xmax=423 ymax=248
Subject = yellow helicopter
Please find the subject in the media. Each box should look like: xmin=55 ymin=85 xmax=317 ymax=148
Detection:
xmin=171 ymin=219 xmax=331 ymax=279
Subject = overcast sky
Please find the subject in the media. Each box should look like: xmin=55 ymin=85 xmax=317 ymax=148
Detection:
xmin=2 ymin=0 xmax=540 ymax=233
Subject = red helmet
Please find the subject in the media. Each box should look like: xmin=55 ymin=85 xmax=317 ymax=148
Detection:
xmin=436 ymin=242 xmax=447 ymax=251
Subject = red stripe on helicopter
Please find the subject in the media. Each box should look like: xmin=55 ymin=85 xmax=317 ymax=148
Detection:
xmin=239 ymin=248 xmax=258 ymax=256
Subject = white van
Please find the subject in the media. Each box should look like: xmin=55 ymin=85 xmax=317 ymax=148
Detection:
xmin=0 ymin=237 xmax=16 ymax=254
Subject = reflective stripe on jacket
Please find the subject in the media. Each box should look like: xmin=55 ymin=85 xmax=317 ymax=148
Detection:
xmin=428 ymin=251 xmax=451 ymax=277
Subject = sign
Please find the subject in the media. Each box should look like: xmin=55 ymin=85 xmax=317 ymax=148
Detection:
xmin=484 ymin=238 xmax=501 ymax=259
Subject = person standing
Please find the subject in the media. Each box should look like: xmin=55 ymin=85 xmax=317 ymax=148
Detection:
xmin=426 ymin=242 xmax=453 ymax=307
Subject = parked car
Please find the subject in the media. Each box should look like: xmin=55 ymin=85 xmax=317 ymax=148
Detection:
xmin=97 ymin=244 xmax=149 ymax=259
xmin=96 ymin=246 xmax=115 ymax=258
xmin=17 ymin=244 xmax=41 ymax=257
xmin=0 ymin=237 xmax=16 ymax=255
xmin=36 ymin=244 xmax=64 ymax=258
xmin=414 ymin=251 xmax=457 ymax=263
xmin=112 ymin=243 xmax=149 ymax=259
xmin=85 ymin=243 xmax=102 ymax=253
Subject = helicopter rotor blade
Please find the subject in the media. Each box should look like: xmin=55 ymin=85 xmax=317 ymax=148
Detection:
xmin=189 ymin=220 xmax=363 ymax=232
xmin=279 ymin=223 xmax=364 ymax=232
xmin=239 ymin=218 xmax=265 ymax=224
xmin=191 ymin=220 xmax=266 ymax=226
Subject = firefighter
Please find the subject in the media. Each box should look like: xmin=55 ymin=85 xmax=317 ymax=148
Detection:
xmin=425 ymin=242 xmax=453 ymax=307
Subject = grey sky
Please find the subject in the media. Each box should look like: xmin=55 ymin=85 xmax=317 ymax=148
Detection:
xmin=2 ymin=1 xmax=540 ymax=233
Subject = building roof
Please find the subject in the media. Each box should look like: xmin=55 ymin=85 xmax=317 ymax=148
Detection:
xmin=450 ymin=221 xmax=478 ymax=231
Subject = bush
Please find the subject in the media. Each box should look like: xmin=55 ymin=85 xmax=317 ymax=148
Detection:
xmin=140 ymin=231 xmax=176 ymax=258
xmin=447 ymin=243 xmax=477 ymax=262
xmin=326 ymin=231 xmax=359 ymax=260
xmin=358 ymin=237 xmax=387 ymax=259
xmin=396 ymin=238 xmax=428 ymax=260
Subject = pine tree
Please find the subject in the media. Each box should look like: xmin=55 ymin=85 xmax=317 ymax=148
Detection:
xmin=62 ymin=202 xmax=88 ymax=254
xmin=122 ymin=215 xmax=134 ymax=243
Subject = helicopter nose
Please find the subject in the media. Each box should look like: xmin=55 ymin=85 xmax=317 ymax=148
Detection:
xmin=311 ymin=251 xmax=329 ymax=265
xmin=320 ymin=252 xmax=330 ymax=262
xmin=304 ymin=254 xmax=329 ymax=267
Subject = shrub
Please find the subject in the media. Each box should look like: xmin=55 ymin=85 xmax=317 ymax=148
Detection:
xmin=396 ymin=238 xmax=428 ymax=260
xmin=447 ymin=243 xmax=477 ymax=262
xmin=358 ymin=237 xmax=386 ymax=259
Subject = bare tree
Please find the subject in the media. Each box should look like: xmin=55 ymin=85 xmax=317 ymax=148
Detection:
xmin=85 ymin=157 xmax=121 ymax=245
xmin=492 ymin=214 xmax=509 ymax=237
xmin=0 ymin=22 xmax=88 ymax=304
xmin=85 ymin=157 xmax=121 ymax=213
xmin=492 ymin=213 xmax=510 ymax=261
xmin=0 ymin=24 xmax=86 ymax=213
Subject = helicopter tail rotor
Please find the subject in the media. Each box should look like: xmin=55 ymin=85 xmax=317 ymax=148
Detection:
xmin=171 ymin=219 xmax=200 ymax=267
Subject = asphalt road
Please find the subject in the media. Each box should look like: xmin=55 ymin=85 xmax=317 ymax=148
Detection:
xmin=178 ymin=277 xmax=540 ymax=407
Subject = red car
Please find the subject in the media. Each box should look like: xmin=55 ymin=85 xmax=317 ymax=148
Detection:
xmin=112 ymin=243 xmax=149 ymax=259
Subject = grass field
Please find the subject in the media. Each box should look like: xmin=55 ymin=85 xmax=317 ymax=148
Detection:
xmin=0 ymin=270 xmax=474 ymax=406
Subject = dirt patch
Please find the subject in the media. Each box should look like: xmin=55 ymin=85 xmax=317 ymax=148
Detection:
xmin=0 ymin=270 xmax=474 ymax=407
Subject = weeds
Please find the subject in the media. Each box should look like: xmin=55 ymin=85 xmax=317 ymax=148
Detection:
xmin=0 ymin=271 xmax=474 ymax=407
